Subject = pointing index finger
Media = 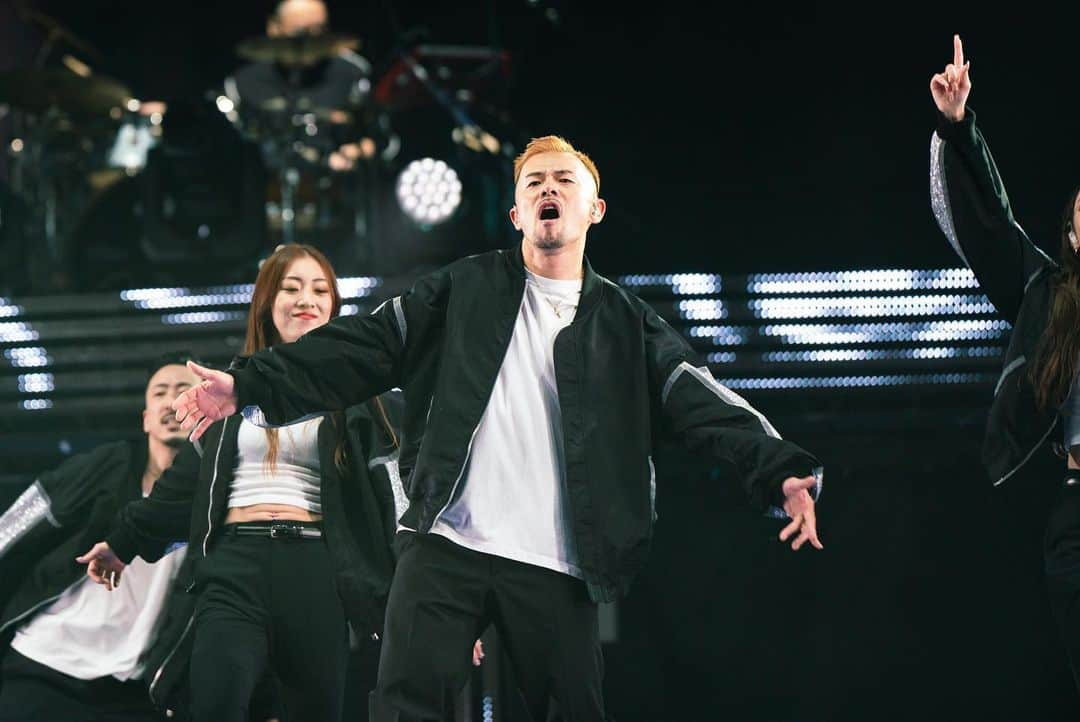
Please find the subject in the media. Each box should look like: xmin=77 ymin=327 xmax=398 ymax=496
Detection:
xmin=953 ymin=34 xmax=964 ymax=68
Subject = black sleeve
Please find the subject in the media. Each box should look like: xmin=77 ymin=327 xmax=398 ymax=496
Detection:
xmin=930 ymin=108 xmax=1054 ymax=322
xmin=0 ymin=441 xmax=132 ymax=560
xmin=230 ymin=269 xmax=449 ymax=428
xmin=644 ymin=309 xmax=822 ymax=513
xmin=106 ymin=438 xmax=204 ymax=564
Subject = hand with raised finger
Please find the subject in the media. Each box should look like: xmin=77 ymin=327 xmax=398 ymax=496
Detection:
xmin=76 ymin=542 xmax=127 ymax=591
xmin=930 ymin=33 xmax=971 ymax=122
xmin=779 ymin=475 xmax=823 ymax=551
xmin=173 ymin=361 xmax=238 ymax=441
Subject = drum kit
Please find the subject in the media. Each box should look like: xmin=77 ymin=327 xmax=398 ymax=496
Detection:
xmin=0 ymin=7 xmax=516 ymax=293
xmin=0 ymin=12 xmax=387 ymax=292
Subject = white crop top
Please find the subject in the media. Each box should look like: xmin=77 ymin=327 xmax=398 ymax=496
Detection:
xmin=228 ymin=417 xmax=323 ymax=514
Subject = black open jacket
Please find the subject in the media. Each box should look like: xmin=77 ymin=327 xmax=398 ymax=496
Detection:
xmin=105 ymin=396 xmax=402 ymax=713
xmin=228 ymin=245 xmax=822 ymax=603
xmin=0 ymin=440 xmax=203 ymax=714
xmin=930 ymin=109 xmax=1060 ymax=485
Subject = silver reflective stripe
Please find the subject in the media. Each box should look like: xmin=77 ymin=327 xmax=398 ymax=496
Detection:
xmin=930 ymin=132 xmax=968 ymax=267
xmin=0 ymin=481 xmax=57 ymax=557
xmin=0 ymin=577 xmax=83 ymax=636
xmin=810 ymin=465 xmax=824 ymax=500
xmin=995 ymin=418 xmax=1058 ymax=487
xmin=371 ymin=296 xmax=406 ymax=344
xmin=369 ymin=451 xmax=408 ymax=522
xmin=392 ymin=297 xmax=407 ymax=345
xmin=148 ymin=614 xmax=196 ymax=705
xmin=661 ymin=365 xmax=687 ymax=406
xmin=648 ymin=455 xmax=657 ymax=522
xmin=1024 ymin=263 xmax=1047 ymax=294
xmin=666 ymin=362 xmax=782 ymax=439
xmin=202 ymin=417 xmax=230 ymax=557
xmin=994 ymin=355 xmax=1026 ymax=398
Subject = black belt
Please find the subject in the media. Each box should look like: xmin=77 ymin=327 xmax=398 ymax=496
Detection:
xmin=223 ymin=522 xmax=323 ymax=539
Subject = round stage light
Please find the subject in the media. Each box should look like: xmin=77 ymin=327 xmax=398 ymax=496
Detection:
xmin=395 ymin=158 xmax=463 ymax=227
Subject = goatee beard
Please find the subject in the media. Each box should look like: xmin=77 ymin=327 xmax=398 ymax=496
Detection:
xmin=163 ymin=435 xmax=186 ymax=449
xmin=533 ymin=237 xmax=563 ymax=251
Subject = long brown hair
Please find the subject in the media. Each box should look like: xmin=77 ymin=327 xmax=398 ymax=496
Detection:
xmin=1032 ymin=187 xmax=1080 ymax=411
xmin=244 ymin=244 xmax=397 ymax=470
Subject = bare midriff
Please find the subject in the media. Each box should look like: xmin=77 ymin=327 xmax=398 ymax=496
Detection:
xmin=225 ymin=503 xmax=322 ymax=523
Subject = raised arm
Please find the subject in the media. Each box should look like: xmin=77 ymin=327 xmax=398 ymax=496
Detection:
xmin=929 ymin=34 xmax=1053 ymax=322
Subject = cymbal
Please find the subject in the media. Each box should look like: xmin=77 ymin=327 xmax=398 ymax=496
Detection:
xmin=235 ymin=33 xmax=360 ymax=66
xmin=0 ymin=68 xmax=131 ymax=116
xmin=15 ymin=4 xmax=102 ymax=62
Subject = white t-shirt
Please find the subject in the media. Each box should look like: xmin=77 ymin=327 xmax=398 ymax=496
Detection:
xmin=431 ymin=269 xmax=584 ymax=578
xmin=11 ymin=544 xmax=187 ymax=681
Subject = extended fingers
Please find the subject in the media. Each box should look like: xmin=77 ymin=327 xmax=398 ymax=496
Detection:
xmin=781 ymin=508 xmax=823 ymax=551
xmin=191 ymin=415 xmax=214 ymax=442
xmin=779 ymin=514 xmax=801 ymax=542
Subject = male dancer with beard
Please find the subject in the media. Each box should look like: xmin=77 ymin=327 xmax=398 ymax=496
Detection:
xmin=168 ymin=135 xmax=825 ymax=721
xmin=0 ymin=352 xmax=200 ymax=721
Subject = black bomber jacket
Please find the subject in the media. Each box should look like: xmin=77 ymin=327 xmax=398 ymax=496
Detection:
xmin=930 ymin=109 xmax=1060 ymax=485
xmin=0 ymin=440 xmax=200 ymax=714
xmin=228 ymin=245 xmax=823 ymax=603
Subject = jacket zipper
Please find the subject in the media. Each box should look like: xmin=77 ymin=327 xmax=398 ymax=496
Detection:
xmin=201 ymin=417 xmax=230 ymax=557
xmin=432 ymin=280 xmax=527 ymax=525
xmin=995 ymin=416 xmax=1058 ymax=487
xmin=148 ymin=613 xmax=196 ymax=706
xmin=0 ymin=576 xmax=84 ymax=636
xmin=432 ymin=421 xmax=482 ymax=525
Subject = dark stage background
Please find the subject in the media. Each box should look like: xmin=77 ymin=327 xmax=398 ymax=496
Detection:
xmin=3 ymin=2 xmax=1080 ymax=721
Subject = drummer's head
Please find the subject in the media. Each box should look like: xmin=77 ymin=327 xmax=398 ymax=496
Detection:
xmin=268 ymin=0 xmax=328 ymax=37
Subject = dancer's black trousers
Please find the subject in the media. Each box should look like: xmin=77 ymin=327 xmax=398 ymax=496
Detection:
xmin=0 ymin=648 xmax=160 ymax=722
xmin=187 ymin=530 xmax=348 ymax=722
xmin=372 ymin=532 xmax=605 ymax=722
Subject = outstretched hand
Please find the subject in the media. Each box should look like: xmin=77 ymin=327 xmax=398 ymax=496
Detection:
xmin=76 ymin=542 xmax=126 ymax=591
xmin=173 ymin=361 xmax=238 ymax=441
xmin=930 ymin=34 xmax=971 ymax=122
xmin=779 ymin=475 xmax=823 ymax=551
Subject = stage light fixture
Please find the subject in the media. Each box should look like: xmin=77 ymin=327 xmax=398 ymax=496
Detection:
xmin=395 ymin=157 xmax=462 ymax=228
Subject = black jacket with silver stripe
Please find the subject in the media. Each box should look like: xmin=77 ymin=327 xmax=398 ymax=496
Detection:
xmin=930 ymin=109 xmax=1060 ymax=485
xmin=228 ymin=245 xmax=822 ymax=603
xmin=0 ymin=440 xmax=197 ymax=710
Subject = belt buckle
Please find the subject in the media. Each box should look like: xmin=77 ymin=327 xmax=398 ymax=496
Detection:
xmin=269 ymin=522 xmax=296 ymax=539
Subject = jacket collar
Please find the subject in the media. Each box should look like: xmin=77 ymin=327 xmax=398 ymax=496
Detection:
xmin=506 ymin=242 xmax=605 ymax=318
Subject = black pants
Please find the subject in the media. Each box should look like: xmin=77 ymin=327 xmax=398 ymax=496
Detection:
xmin=372 ymin=532 xmax=605 ymax=722
xmin=1045 ymin=477 xmax=1080 ymax=694
xmin=187 ymin=532 xmax=348 ymax=722
xmin=0 ymin=648 xmax=162 ymax=722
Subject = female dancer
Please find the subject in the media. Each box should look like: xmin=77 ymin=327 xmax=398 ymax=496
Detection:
xmin=78 ymin=244 xmax=402 ymax=721
xmin=930 ymin=34 xmax=1080 ymax=693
